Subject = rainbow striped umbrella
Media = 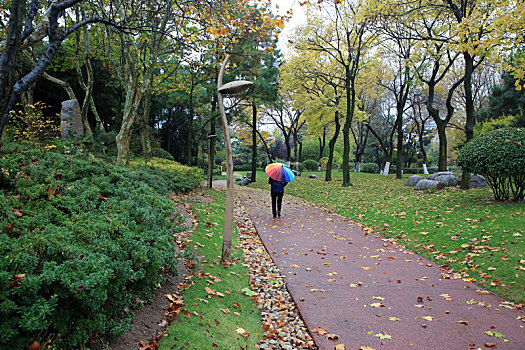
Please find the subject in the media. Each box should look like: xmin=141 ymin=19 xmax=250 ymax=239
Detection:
xmin=265 ymin=163 xmax=295 ymax=183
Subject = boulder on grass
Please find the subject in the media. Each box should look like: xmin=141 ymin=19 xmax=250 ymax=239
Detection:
xmin=427 ymin=171 xmax=454 ymax=181
xmin=458 ymin=173 xmax=488 ymax=187
xmin=433 ymin=174 xmax=459 ymax=187
xmin=415 ymin=179 xmax=445 ymax=191
xmin=405 ymin=175 xmax=423 ymax=186
xmin=235 ymin=177 xmax=244 ymax=182
xmin=240 ymin=178 xmax=250 ymax=186
xmin=308 ymin=174 xmax=319 ymax=179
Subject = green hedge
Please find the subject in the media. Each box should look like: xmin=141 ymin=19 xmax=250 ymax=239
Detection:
xmin=360 ymin=163 xmax=380 ymax=174
xmin=0 ymin=142 xmax=202 ymax=348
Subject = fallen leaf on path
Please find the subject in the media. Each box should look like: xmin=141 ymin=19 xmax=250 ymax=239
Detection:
xmin=388 ymin=317 xmax=400 ymax=321
xmin=457 ymin=320 xmax=469 ymax=325
xmin=484 ymin=343 xmax=496 ymax=348
xmin=326 ymin=333 xmax=339 ymax=340
xmin=422 ymin=316 xmax=434 ymax=321
xmin=335 ymin=344 xmax=346 ymax=350
xmin=359 ymin=347 xmax=375 ymax=350
xmin=370 ymin=303 xmax=385 ymax=308
xmin=374 ymin=333 xmax=392 ymax=340
xmin=372 ymin=296 xmax=385 ymax=301
xmin=485 ymin=331 xmax=504 ymax=338
xmin=361 ymin=267 xmax=372 ymax=270
xmin=312 ymin=327 xmax=328 ymax=335
xmin=440 ymin=293 xmax=454 ymax=301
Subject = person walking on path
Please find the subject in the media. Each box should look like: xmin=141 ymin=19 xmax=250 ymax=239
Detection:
xmin=265 ymin=162 xmax=295 ymax=218
xmin=269 ymin=177 xmax=287 ymax=218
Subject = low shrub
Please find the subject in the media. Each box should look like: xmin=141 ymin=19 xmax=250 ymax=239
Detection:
xmin=360 ymin=163 xmax=380 ymax=174
xmin=130 ymin=157 xmax=203 ymax=193
xmin=151 ymin=148 xmax=174 ymax=161
xmin=0 ymin=141 xmax=200 ymax=348
xmin=457 ymin=127 xmax=525 ymax=201
xmin=233 ymin=163 xmax=254 ymax=172
xmin=302 ymin=159 xmax=319 ymax=171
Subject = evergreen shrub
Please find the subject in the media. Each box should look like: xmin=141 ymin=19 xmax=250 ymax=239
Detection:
xmin=0 ymin=142 xmax=201 ymax=348
xmin=457 ymin=127 xmax=525 ymax=201
xmin=360 ymin=163 xmax=380 ymax=174
xmin=151 ymin=148 xmax=174 ymax=161
xmin=302 ymin=159 xmax=319 ymax=171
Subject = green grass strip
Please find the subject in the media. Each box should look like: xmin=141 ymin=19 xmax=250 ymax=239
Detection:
xmin=249 ymin=171 xmax=525 ymax=303
xmin=159 ymin=189 xmax=262 ymax=350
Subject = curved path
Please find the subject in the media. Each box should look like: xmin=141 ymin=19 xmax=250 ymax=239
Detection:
xmin=236 ymin=186 xmax=525 ymax=350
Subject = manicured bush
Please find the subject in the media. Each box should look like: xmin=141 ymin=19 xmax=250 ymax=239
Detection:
xmin=360 ymin=163 xmax=380 ymax=174
xmin=151 ymin=148 xmax=174 ymax=161
xmin=233 ymin=163 xmax=253 ymax=171
xmin=457 ymin=127 xmax=525 ymax=201
xmin=0 ymin=141 xmax=201 ymax=348
xmin=302 ymin=159 xmax=319 ymax=171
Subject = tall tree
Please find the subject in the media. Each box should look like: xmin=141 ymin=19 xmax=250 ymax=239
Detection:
xmin=294 ymin=0 xmax=376 ymax=186
xmin=0 ymin=0 xmax=113 ymax=137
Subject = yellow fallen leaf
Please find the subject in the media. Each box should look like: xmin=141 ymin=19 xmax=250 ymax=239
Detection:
xmin=335 ymin=344 xmax=346 ymax=350
xmin=291 ymin=264 xmax=300 ymax=268
xmin=372 ymin=296 xmax=385 ymax=301
xmin=422 ymin=316 xmax=434 ymax=321
xmin=361 ymin=267 xmax=372 ymax=270
xmin=370 ymin=303 xmax=385 ymax=308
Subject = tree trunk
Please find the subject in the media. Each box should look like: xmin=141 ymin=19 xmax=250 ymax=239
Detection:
xmin=436 ymin=123 xmax=448 ymax=171
xmin=251 ymin=101 xmax=257 ymax=182
xmin=325 ymin=110 xmax=341 ymax=182
xmin=461 ymin=52 xmax=475 ymax=190
xmin=342 ymin=67 xmax=354 ymax=187
xmin=116 ymin=83 xmax=142 ymax=165
xmin=140 ymin=90 xmax=153 ymax=161
xmin=318 ymin=128 xmax=326 ymax=161
xmin=395 ymin=113 xmax=403 ymax=179
xmin=0 ymin=0 xmax=24 ymax=127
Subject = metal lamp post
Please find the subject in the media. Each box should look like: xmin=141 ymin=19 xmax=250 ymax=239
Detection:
xmin=217 ymin=54 xmax=253 ymax=262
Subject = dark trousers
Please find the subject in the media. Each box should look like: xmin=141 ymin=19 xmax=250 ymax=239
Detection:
xmin=271 ymin=191 xmax=283 ymax=217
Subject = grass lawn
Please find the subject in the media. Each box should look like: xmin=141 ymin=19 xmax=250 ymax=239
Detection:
xmin=158 ymin=189 xmax=263 ymax=349
xmin=248 ymin=171 xmax=525 ymax=304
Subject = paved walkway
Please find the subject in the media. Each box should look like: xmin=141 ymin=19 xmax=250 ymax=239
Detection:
xmin=236 ymin=186 xmax=525 ymax=350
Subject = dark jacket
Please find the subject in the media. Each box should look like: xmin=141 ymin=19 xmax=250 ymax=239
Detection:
xmin=269 ymin=178 xmax=287 ymax=194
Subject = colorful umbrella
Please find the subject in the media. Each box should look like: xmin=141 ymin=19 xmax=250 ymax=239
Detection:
xmin=265 ymin=163 xmax=295 ymax=183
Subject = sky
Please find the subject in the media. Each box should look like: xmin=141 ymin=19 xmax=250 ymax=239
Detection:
xmin=270 ymin=0 xmax=307 ymax=56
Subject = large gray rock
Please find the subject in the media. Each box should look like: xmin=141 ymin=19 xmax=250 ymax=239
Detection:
xmin=308 ymin=174 xmax=319 ymax=179
xmin=240 ymin=177 xmax=251 ymax=186
xmin=405 ymin=175 xmax=423 ymax=186
xmin=458 ymin=173 xmax=488 ymax=187
xmin=433 ymin=174 xmax=459 ymax=187
xmin=427 ymin=171 xmax=454 ymax=181
xmin=60 ymin=99 xmax=83 ymax=139
xmin=415 ymin=179 xmax=445 ymax=191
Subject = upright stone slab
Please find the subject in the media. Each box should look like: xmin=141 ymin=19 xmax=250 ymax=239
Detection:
xmin=60 ymin=99 xmax=83 ymax=139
